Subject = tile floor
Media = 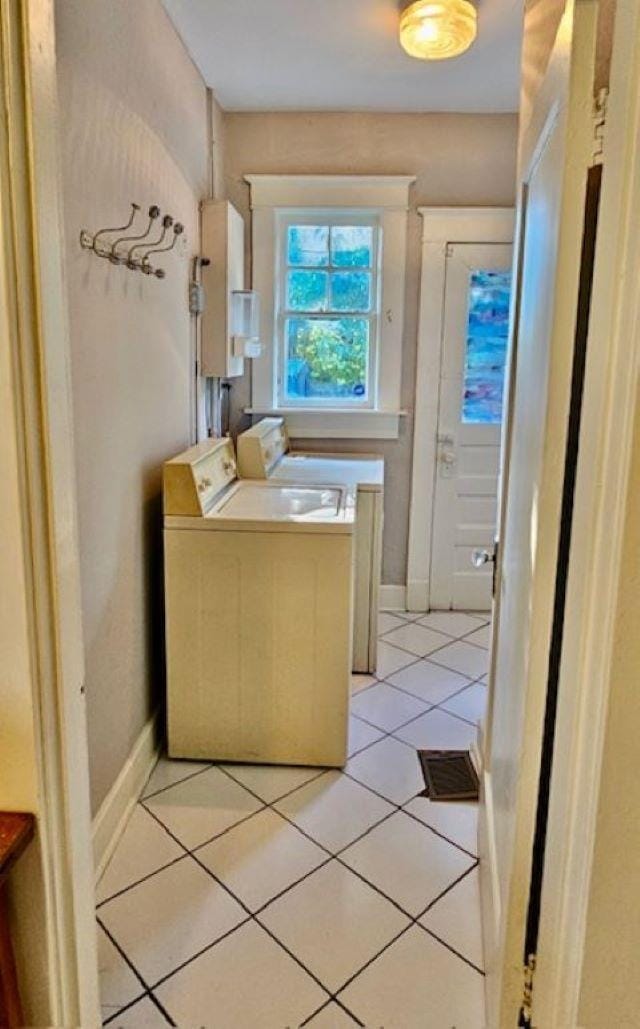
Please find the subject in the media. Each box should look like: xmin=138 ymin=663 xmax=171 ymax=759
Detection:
xmin=97 ymin=610 xmax=490 ymax=1028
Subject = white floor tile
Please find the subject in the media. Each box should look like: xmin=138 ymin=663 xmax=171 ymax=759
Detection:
xmin=348 ymin=715 xmax=385 ymax=756
xmin=260 ymin=861 xmax=409 ymax=992
xmin=429 ymin=640 xmax=489 ymax=679
xmin=351 ymin=682 xmax=427 ymax=732
xmin=96 ymin=806 xmax=184 ymax=904
xmin=99 ymin=857 xmax=246 ymax=986
xmin=156 ymin=920 xmax=326 ymax=1028
xmin=464 ymin=623 xmax=492 ymax=648
xmin=274 ymin=770 xmax=393 ymax=852
xmin=375 ymin=640 xmax=417 ymax=679
xmin=442 ymin=682 xmax=488 ymax=725
xmin=378 ymin=612 xmax=406 ymax=635
xmin=417 ymin=612 xmax=486 ymax=638
xmin=141 ymin=756 xmax=211 ymax=800
xmin=403 ymin=796 xmax=478 ymax=856
xmin=143 ymin=766 xmax=263 ymax=849
xmin=346 ymin=736 xmax=423 ymax=805
xmin=196 ymin=808 xmax=327 ymax=911
xmin=394 ymin=708 xmax=477 ymax=751
xmin=386 ymin=659 xmax=471 ymax=706
xmin=350 ymin=672 xmax=377 ymax=694
xmin=221 ymin=762 xmax=322 ymax=804
xmin=340 ymin=811 xmax=473 ymax=916
xmin=105 ymin=996 xmax=169 ymax=1027
xmin=98 ymin=925 xmax=144 ymax=1020
xmin=382 ymin=622 xmax=451 ymax=658
xmin=338 ymin=925 xmax=485 ymax=1029
xmin=421 ymin=867 xmax=484 ymax=970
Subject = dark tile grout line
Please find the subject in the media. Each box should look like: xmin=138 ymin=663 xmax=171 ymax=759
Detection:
xmin=101 ymin=617 xmax=490 ymax=1022
xmin=123 ymin=800 xmax=367 ymax=1026
xmin=98 ymin=915 xmax=176 ymax=1027
xmin=124 ymin=764 xmax=479 ymax=1023
xmin=379 ymin=614 xmax=490 ymax=653
xmin=301 ymin=862 xmax=484 ymax=1027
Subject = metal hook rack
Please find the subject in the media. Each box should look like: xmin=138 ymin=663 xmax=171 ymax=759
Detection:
xmin=80 ymin=202 xmax=184 ymax=279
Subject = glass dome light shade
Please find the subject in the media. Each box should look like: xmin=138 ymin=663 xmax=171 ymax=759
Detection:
xmin=399 ymin=0 xmax=477 ymax=61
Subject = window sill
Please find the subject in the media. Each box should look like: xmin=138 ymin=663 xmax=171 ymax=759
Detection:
xmin=244 ymin=407 xmax=407 ymax=440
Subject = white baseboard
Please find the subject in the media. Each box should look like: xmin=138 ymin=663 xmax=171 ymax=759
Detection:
xmin=92 ymin=712 xmax=160 ymax=882
xmin=379 ymin=584 xmax=407 ymax=611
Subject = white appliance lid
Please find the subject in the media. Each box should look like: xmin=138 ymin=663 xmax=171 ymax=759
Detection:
xmin=213 ymin=483 xmax=344 ymax=521
xmin=275 ymin=454 xmax=384 ymax=489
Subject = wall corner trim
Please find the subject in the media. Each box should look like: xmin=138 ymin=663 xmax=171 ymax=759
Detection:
xmin=92 ymin=713 xmax=161 ymax=882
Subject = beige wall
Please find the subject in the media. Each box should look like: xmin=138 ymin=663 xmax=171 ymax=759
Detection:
xmin=578 ymin=383 xmax=640 ymax=1028
xmin=55 ymin=0 xmax=215 ymax=813
xmin=223 ymin=111 xmax=519 ymax=584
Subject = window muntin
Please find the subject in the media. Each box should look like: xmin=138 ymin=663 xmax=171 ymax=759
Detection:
xmin=277 ymin=216 xmax=380 ymax=408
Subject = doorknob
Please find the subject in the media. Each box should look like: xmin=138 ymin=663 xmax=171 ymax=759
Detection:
xmin=471 ymin=548 xmax=494 ymax=568
xmin=437 ymin=434 xmax=456 ymax=478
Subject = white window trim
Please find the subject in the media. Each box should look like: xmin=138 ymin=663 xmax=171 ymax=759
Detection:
xmin=406 ymin=207 xmax=515 ymax=612
xmin=246 ymin=175 xmax=415 ymax=439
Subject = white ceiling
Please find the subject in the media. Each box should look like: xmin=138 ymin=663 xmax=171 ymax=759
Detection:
xmin=163 ymin=0 xmax=523 ymax=114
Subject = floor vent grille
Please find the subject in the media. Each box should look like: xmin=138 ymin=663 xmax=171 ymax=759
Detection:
xmin=417 ymin=750 xmax=479 ymax=801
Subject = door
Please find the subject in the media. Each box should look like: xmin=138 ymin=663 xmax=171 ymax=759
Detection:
xmin=430 ymin=243 xmax=513 ymax=611
xmin=479 ymin=3 xmax=599 ymax=1027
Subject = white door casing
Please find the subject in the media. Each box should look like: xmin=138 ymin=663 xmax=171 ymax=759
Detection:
xmin=479 ymin=3 xmax=599 ymax=1027
xmin=429 ymin=243 xmax=513 ymax=611
xmin=0 ymin=0 xmax=99 ymax=1023
xmin=407 ymin=208 xmax=514 ymax=613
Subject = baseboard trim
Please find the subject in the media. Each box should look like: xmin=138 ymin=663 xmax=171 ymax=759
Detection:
xmin=92 ymin=712 xmax=161 ymax=882
xmin=379 ymin=584 xmax=407 ymax=610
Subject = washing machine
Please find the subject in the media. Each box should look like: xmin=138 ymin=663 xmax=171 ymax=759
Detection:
xmin=237 ymin=418 xmax=384 ymax=674
xmin=163 ymin=437 xmax=355 ymax=768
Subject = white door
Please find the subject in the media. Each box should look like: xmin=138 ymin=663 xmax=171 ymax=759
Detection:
xmin=430 ymin=243 xmax=513 ymax=611
xmin=479 ymin=2 xmax=599 ymax=1026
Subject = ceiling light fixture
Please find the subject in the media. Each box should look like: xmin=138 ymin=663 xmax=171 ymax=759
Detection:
xmin=399 ymin=0 xmax=477 ymax=61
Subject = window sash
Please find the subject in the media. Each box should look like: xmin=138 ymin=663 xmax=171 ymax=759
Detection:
xmin=276 ymin=212 xmax=381 ymax=409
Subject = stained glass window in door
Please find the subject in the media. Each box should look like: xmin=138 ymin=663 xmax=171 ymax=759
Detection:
xmin=462 ymin=270 xmax=512 ymax=424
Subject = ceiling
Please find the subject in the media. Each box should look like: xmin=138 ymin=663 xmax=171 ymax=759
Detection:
xmin=162 ymin=0 xmax=524 ymax=114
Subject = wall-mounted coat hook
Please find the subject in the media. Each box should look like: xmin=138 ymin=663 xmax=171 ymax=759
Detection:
xmin=142 ymin=223 xmax=184 ymax=278
xmin=109 ymin=205 xmax=160 ymax=264
xmin=80 ymin=202 xmax=140 ymax=255
xmin=127 ymin=215 xmax=173 ymax=270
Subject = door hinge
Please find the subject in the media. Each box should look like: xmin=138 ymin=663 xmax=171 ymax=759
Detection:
xmin=519 ymin=953 xmax=537 ymax=1028
xmin=445 ymin=242 xmax=454 ymax=258
xmin=591 ymin=87 xmax=608 ymax=167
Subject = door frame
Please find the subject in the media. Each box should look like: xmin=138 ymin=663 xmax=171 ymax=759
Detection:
xmin=532 ymin=1 xmax=640 ymax=1023
xmin=0 ymin=0 xmax=99 ymax=1023
xmin=406 ymin=207 xmax=515 ymax=612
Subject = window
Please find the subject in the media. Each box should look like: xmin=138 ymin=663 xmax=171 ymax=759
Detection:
xmin=247 ymin=175 xmax=415 ymax=439
xmin=462 ymin=269 xmax=512 ymax=424
xmin=277 ymin=217 xmax=380 ymax=408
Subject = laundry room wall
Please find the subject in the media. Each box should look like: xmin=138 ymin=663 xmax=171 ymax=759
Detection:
xmin=55 ymin=0 xmax=222 ymax=814
xmin=222 ymin=111 xmax=519 ymax=586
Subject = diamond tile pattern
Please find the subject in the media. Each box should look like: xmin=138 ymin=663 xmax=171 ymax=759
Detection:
xmin=97 ymin=610 xmax=489 ymax=1027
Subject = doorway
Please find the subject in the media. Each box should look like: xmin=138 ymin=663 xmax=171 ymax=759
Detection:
xmin=406 ymin=208 xmax=515 ymax=614
xmin=430 ymin=243 xmax=513 ymax=610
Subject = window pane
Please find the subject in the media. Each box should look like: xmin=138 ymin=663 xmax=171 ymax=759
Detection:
xmin=287 ymin=226 xmax=329 ymax=267
xmin=331 ymin=271 xmax=371 ymax=312
xmin=285 ymin=318 xmax=369 ymax=401
xmin=330 ymin=226 xmax=373 ymax=267
xmin=462 ymin=270 xmax=512 ymax=424
xmin=287 ymin=270 xmax=328 ymax=311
